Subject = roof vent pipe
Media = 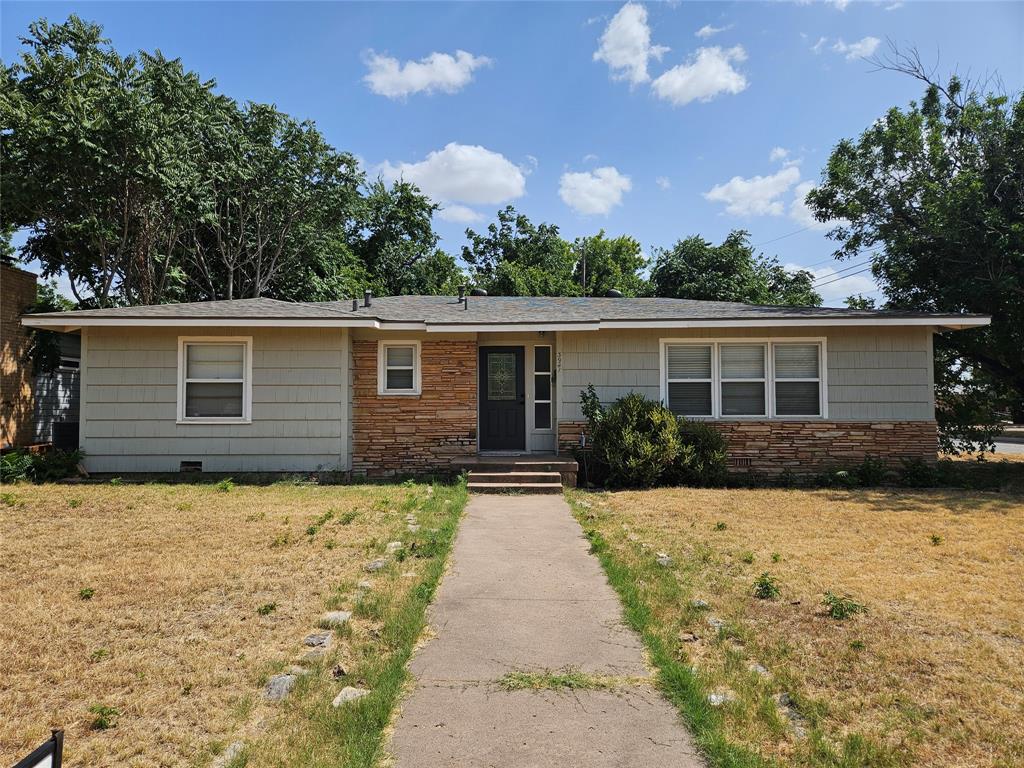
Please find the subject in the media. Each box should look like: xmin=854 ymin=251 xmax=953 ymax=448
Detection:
xmin=470 ymin=287 xmax=487 ymax=296
xmin=464 ymin=294 xmax=468 ymax=310
xmin=352 ymin=298 xmax=358 ymax=311
xmin=605 ymin=288 xmax=623 ymax=298
xmin=458 ymin=284 xmax=466 ymax=301
xmin=363 ymin=290 xmax=372 ymax=308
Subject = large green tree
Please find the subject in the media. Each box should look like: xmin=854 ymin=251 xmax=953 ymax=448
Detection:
xmin=806 ymin=49 xmax=1024 ymax=443
xmin=649 ymin=230 xmax=822 ymax=306
xmin=461 ymin=206 xmax=578 ymax=296
xmin=571 ymin=231 xmax=649 ymax=297
xmin=1 ymin=15 xmax=446 ymax=305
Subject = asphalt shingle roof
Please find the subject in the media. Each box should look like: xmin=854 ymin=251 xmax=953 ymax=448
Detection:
xmin=25 ymin=295 xmax=987 ymax=325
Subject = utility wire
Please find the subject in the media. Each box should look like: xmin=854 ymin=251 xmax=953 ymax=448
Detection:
xmin=813 ymin=267 xmax=874 ymax=289
xmin=752 ymin=225 xmax=813 ymax=248
xmin=810 ymin=259 xmax=872 ymax=283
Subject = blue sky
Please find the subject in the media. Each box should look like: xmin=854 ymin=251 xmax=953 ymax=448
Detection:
xmin=3 ymin=1 xmax=1021 ymax=303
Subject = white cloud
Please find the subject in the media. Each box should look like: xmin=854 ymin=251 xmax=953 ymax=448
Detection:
xmin=703 ymin=165 xmax=801 ymax=216
xmin=651 ymin=45 xmax=748 ymax=106
xmin=582 ymin=153 xmax=600 ymax=163
xmin=594 ymin=2 xmax=669 ymax=85
xmin=559 ymin=166 xmax=632 ymax=215
xmin=830 ymin=0 xmax=851 ymax=10
xmin=832 ymin=36 xmax=880 ymax=60
xmin=437 ymin=204 xmax=485 ymax=224
xmin=363 ymin=50 xmax=491 ymax=99
xmin=811 ymin=36 xmax=828 ymax=54
xmin=656 ymin=176 xmax=671 ymax=190
xmin=695 ymin=23 xmax=732 ymax=39
xmin=769 ymin=146 xmax=790 ymax=162
xmin=378 ymin=143 xmax=526 ymax=205
xmin=788 ymin=180 xmax=831 ymax=230
xmin=885 ymin=2 xmax=904 ymax=10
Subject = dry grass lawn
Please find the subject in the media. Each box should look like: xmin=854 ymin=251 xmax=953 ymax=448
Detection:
xmin=0 ymin=480 xmax=437 ymax=767
xmin=572 ymin=486 xmax=1024 ymax=768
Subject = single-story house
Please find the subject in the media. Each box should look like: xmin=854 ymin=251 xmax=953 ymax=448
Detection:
xmin=22 ymin=293 xmax=989 ymax=478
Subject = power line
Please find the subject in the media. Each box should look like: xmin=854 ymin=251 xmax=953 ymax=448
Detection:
xmin=810 ymin=259 xmax=872 ymax=283
xmin=752 ymin=225 xmax=813 ymax=248
xmin=814 ymin=267 xmax=874 ymax=289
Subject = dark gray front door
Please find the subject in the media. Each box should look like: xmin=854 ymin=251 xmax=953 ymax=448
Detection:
xmin=479 ymin=346 xmax=525 ymax=451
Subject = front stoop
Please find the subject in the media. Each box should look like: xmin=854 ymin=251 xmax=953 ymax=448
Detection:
xmin=460 ymin=456 xmax=578 ymax=494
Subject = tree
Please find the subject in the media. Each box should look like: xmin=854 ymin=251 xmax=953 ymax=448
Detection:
xmin=461 ymin=206 xmax=578 ymax=296
xmin=649 ymin=230 xmax=822 ymax=306
xmin=806 ymin=46 xmax=1024 ymax=443
xmin=572 ymin=231 xmax=649 ymax=297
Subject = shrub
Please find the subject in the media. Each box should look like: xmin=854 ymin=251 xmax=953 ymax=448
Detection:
xmin=2 ymin=449 xmax=83 ymax=483
xmin=0 ymin=451 xmax=33 ymax=483
xmin=822 ymin=591 xmax=867 ymax=620
xmin=854 ymin=456 xmax=888 ymax=486
xmin=752 ymin=572 xmax=781 ymax=600
xmin=89 ymin=704 xmax=119 ymax=730
xmin=899 ymin=458 xmax=938 ymax=487
xmin=576 ymin=386 xmax=681 ymax=488
xmin=667 ymin=419 xmax=728 ymax=486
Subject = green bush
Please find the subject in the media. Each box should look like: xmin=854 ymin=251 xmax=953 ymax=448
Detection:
xmin=667 ymin=419 xmax=728 ymax=486
xmin=0 ymin=448 xmax=82 ymax=483
xmin=854 ymin=456 xmax=888 ymax=486
xmin=576 ymin=386 xmax=728 ymax=489
xmin=899 ymin=457 xmax=938 ymax=487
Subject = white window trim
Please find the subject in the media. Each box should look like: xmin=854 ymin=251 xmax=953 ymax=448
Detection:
xmin=378 ymin=340 xmax=422 ymax=396
xmin=177 ymin=336 xmax=253 ymax=425
xmin=659 ymin=337 xmax=828 ymax=420
xmin=533 ymin=344 xmax=553 ymax=432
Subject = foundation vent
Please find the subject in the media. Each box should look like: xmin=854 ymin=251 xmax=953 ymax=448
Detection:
xmin=728 ymin=457 xmax=753 ymax=468
xmin=180 ymin=460 xmax=203 ymax=473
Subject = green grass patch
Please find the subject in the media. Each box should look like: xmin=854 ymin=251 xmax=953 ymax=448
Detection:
xmin=497 ymin=668 xmax=636 ymax=692
xmin=243 ymin=478 xmax=468 ymax=767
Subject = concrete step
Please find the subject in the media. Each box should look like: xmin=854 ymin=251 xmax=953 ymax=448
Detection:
xmin=466 ymin=481 xmax=564 ymax=495
xmin=468 ymin=471 xmax=562 ymax=484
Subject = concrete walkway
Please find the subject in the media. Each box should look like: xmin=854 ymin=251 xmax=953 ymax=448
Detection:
xmin=388 ymin=495 xmax=703 ymax=767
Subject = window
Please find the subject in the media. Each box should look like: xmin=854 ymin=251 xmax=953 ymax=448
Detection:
xmin=534 ymin=345 xmax=552 ymax=430
xmin=665 ymin=344 xmax=713 ymax=416
xmin=661 ymin=339 xmax=825 ymax=419
xmin=378 ymin=341 xmax=421 ymax=395
xmin=720 ymin=344 xmax=766 ymax=416
xmin=177 ymin=337 xmax=252 ymax=423
xmin=773 ymin=343 xmax=822 ymax=416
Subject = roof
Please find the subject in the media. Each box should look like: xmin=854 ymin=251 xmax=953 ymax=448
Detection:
xmin=21 ymin=295 xmax=990 ymax=331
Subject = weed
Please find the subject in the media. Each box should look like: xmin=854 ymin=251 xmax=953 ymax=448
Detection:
xmin=256 ymin=602 xmax=277 ymax=616
xmin=68 ymin=497 xmax=82 ymax=509
xmin=714 ymin=521 xmax=727 ymax=531
xmin=109 ymin=477 xmax=123 ymax=486
xmin=771 ymin=552 xmax=781 ymax=563
xmin=244 ymin=510 xmax=264 ymax=522
xmin=215 ymin=478 xmax=234 ymax=493
xmin=79 ymin=587 xmax=95 ymax=600
xmin=739 ymin=550 xmax=755 ymax=564
xmin=338 ymin=509 xmax=359 ymax=525
xmin=823 ymin=591 xmax=868 ymax=620
xmin=0 ymin=492 xmax=19 ymax=506
xmin=182 ymin=683 xmax=194 ymax=696
xmin=849 ymin=639 xmax=866 ymax=651
xmin=930 ymin=534 xmax=943 ymax=546
xmin=324 ymin=539 xmax=336 ymax=550
xmin=176 ymin=502 xmax=193 ymax=512
xmin=306 ymin=510 xmax=334 ymax=537
xmin=89 ymin=704 xmax=119 ymax=730
xmin=752 ymin=572 xmax=780 ymax=600
xmin=498 ymin=668 xmax=625 ymax=692
xmin=269 ymin=533 xmax=290 ymax=548
xmin=89 ymin=648 xmax=109 ymax=663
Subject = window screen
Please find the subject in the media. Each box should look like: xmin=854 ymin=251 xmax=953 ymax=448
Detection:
xmin=182 ymin=342 xmax=246 ymax=419
xmin=720 ymin=345 xmax=766 ymax=416
xmin=773 ymin=344 xmax=821 ymax=416
xmin=665 ymin=345 xmax=713 ymax=416
xmin=383 ymin=344 xmax=417 ymax=392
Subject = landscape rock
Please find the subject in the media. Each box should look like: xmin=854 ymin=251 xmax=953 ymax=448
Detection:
xmin=319 ymin=610 xmax=352 ymax=628
xmin=679 ymin=631 xmax=701 ymax=643
xmin=689 ymin=599 xmax=710 ymax=610
xmin=386 ymin=541 xmax=404 ymax=554
xmin=364 ymin=559 xmax=387 ymax=572
xmin=655 ymin=553 xmax=673 ymax=567
xmin=332 ymin=686 xmax=371 ymax=707
xmin=264 ymin=674 xmax=296 ymax=702
xmin=407 ymin=523 xmax=420 ymax=533
xmin=707 ymin=690 xmax=736 ymax=707
xmin=749 ymin=662 xmax=770 ymax=677
xmin=331 ymin=663 xmax=348 ymax=679
xmin=212 ymin=741 xmax=245 ymax=768
xmin=706 ymin=616 xmax=726 ymax=631
xmin=775 ymin=692 xmax=808 ymax=738
xmin=626 ymin=533 xmax=639 ymax=542
xmin=286 ymin=665 xmax=310 ymax=676
xmin=357 ymin=580 xmax=373 ymax=590
xmin=304 ymin=631 xmax=333 ymax=648
xmin=301 ymin=648 xmax=325 ymax=663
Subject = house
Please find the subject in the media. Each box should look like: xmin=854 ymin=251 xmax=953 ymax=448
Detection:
xmin=22 ymin=293 xmax=989 ymax=480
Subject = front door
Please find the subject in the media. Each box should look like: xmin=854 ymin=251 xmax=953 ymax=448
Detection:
xmin=479 ymin=346 xmax=525 ymax=451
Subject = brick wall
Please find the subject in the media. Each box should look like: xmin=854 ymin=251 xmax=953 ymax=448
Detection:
xmin=1 ymin=265 xmax=37 ymax=448
xmin=558 ymin=419 xmax=937 ymax=475
xmin=352 ymin=339 xmax=477 ymax=477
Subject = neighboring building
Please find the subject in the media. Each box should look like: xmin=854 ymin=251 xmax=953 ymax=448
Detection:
xmin=1 ymin=264 xmax=37 ymax=449
xmin=22 ymin=295 xmax=989 ymax=477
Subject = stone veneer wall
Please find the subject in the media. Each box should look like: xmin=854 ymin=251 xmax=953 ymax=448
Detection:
xmin=1 ymin=265 xmax=37 ymax=448
xmin=558 ymin=419 xmax=938 ymax=475
xmin=352 ymin=339 xmax=477 ymax=477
